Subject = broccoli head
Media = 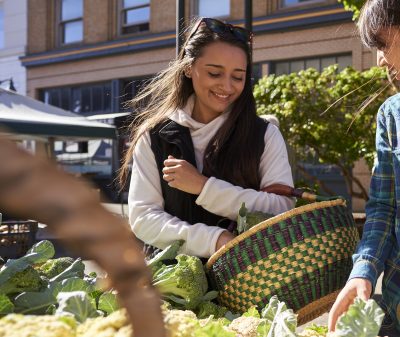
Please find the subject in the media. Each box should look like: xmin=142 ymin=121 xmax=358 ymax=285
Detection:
xmin=37 ymin=257 xmax=75 ymax=279
xmin=196 ymin=300 xmax=228 ymax=319
xmin=152 ymin=254 xmax=208 ymax=310
xmin=0 ymin=265 xmax=47 ymax=295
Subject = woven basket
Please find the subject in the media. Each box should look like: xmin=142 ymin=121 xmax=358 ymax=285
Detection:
xmin=206 ymin=198 xmax=359 ymax=325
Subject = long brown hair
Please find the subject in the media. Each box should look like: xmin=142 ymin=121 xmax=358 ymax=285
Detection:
xmin=118 ymin=17 xmax=262 ymax=190
xmin=358 ymin=0 xmax=400 ymax=49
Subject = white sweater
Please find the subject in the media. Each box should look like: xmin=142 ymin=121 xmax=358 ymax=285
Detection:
xmin=128 ymin=99 xmax=295 ymax=258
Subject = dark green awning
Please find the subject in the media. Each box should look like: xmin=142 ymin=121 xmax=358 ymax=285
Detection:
xmin=0 ymin=88 xmax=116 ymax=140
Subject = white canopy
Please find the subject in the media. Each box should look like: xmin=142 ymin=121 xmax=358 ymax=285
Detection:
xmin=0 ymin=88 xmax=116 ymax=140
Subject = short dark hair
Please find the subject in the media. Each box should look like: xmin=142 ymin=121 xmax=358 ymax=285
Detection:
xmin=358 ymin=0 xmax=400 ymax=49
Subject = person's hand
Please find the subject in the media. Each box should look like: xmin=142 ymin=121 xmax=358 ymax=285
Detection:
xmin=328 ymin=278 xmax=372 ymax=332
xmin=215 ymin=230 xmax=236 ymax=251
xmin=162 ymin=155 xmax=208 ymax=194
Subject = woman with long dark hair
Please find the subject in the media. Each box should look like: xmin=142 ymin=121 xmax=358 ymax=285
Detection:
xmin=119 ymin=17 xmax=294 ymax=258
xmin=329 ymin=1 xmax=400 ymax=335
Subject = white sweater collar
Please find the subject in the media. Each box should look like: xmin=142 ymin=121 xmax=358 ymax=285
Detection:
xmin=169 ymin=95 xmax=229 ymax=130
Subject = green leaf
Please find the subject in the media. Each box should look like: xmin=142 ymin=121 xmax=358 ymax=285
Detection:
xmin=202 ymin=290 xmax=218 ymax=301
xmin=335 ymin=297 xmax=384 ymax=337
xmin=13 ymin=281 xmax=61 ymax=314
xmin=97 ymin=291 xmax=119 ymax=315
xmin=50 ymin=258 xmax=85 ymax=282
xmin=242 ymin=306 xmax=260 ymax=318
xmin=0 ymin=294 xmax=14 ymax=315
xmin=60 ymin=277 xmax=95 ymax=294
xmin=0 ymin=240 xmax=55 ymax=285
xmin=259 ymin=296 xmax=297 ymax=337
xmin=25 ymin=240 xmax=55 ymax=263
xmin=55 ymin=291 xmax=99 ymax=323
xmin=194 ymin=319 xmax=236 ymax=337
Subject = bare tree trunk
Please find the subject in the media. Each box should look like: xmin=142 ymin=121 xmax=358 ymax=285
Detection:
xmin=296 ymin=164 xmax=337 ymax=196
xmin=336 ymin=163 xmax=369 ymax=201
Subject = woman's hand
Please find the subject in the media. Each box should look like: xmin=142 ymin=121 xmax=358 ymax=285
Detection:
xmin=162 ymin=155 xmax=208 ymax=195
xmin=215 ymin=230 xmax=236 ymax=251
xmin=328 ymin=278 xmax=372 ymax=332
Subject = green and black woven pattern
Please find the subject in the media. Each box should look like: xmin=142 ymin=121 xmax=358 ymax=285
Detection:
xmin=206 ymin=199 xmax=359 ymax=323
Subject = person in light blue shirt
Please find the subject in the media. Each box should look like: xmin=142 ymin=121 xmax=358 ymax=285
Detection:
xmin=329 ymin=1 xmax=400 ymax=336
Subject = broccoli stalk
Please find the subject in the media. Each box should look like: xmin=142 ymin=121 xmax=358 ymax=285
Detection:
xmin=152 ymin=254 xmax=208 ymax=310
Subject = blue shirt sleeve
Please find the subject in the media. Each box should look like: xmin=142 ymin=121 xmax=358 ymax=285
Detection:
xmin=349 ymin=98 xmax=397 ymax=289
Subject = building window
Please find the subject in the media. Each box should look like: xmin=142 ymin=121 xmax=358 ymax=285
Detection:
xmin=59 ymin=0 xmax=83 ymax=44
xmin=0 ymin=2 xmax=4 ymax=48
xmin=281 ymin=0 xmax=323 ymax=7
xmin=42 ymin=82 xmax=112 ymax=116
xmin=120 ymin=0 xmax=150 ymax=35
xmin=272 ymin=54 xmax=352 ymax=75
xmin=193 ymin=0 xmax=230 ymax=18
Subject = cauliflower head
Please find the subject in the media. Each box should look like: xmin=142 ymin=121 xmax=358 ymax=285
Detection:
xmin=0 ymin=314 xmax=76 ymax=337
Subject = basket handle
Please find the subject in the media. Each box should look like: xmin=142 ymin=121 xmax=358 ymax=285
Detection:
xmin=261 ymin=184 xmax=344 ymax=202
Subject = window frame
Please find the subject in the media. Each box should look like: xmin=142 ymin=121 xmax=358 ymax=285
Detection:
xmin=190 ymin=0 xmax=230 ymax=19
xmin=119 ymin=0 xmax=150 ymax=36
xmin=270 ymin=53 xmax=353 ymax=75
xmin=56 ymin=0 xmax=84 ymax=46
xmin=280 ymin=0 xmax=326 ymax=9
xmin=41 ymin=81 xmax=112 ymax=116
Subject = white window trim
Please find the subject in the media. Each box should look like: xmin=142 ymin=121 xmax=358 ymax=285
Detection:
xmin=119 ymin=0 xmax=150 ymax=35
xmin=57 ymin=0 xmax=84 ymax=46
xmin=190 ymin=0 xmax=230 ymax=19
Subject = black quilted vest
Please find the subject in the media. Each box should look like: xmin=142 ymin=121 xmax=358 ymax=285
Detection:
xmin=144 ymin=117 xmax=268 ymax=257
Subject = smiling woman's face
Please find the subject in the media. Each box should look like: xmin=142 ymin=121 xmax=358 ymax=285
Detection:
xmin=377 ymin=27 xmax=400 ymax=80
xmin=188 ymin=41 xmax=247 ymax=123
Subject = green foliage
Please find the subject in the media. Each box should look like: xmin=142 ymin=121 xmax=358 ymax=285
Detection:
xmin=147 ymin=239 xmax=185 ymax=275
xmin=0 ymin=266 xmax=47 ymax=295
xmin=14 ymin=281 xmax=62 ymax=314
xmin=97 ymin=292 xmax=119 ymax=315
xmin=50 ymin=258 xmax=85 ymax=282
xmin=55 ymin=291 xmax=99 ymax=323
xmin=0 ymin=240 xmax=118 ymax=320
xmin=237 ymin=202 xmax=274 ymax=234
xmin=193 ymin=319 xmax=235 ymax=337
xmin=0 ymin=240 xmax=55 ymax=287
xmin=260 ymin=295 xmax=297 ymax=337
xmin=338 ymin=0 xmax=365 ymax=20
xmin=152 ymin=254 xmax=208 ymax=310
xmin=196 ymin=301 xmax=228 ymax=319
xmin=0 ymin=294 xmax=14 ymax=315
xmin=335 ymin=297 xmax=384 ymax=337
xmin=254 ymin=66 xmax=396 ymax=200
xmin=37 ymin=257 xmax=75 ymax=279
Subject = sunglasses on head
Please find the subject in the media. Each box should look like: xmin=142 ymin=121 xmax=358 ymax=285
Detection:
xmin=188 ymin=17 xmax=253 ymax=44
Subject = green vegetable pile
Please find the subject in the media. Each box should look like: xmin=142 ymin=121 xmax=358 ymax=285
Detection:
xmin=147 ymin=240 xmax=223 ymax=316
xmin=0 ymin=240 xmax=387 ymax=337
xmin=0 ymin=240 xmax=118 ymax=323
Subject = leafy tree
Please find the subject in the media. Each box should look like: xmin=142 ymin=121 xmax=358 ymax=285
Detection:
xmin=338 ymin=0 xmax=365 ymax=20
xmin=254 ymin=65 xmax=396 ymax=201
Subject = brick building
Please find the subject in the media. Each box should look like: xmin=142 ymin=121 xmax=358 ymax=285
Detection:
xmin=21 ymin=0 xmax=375 ymax=207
